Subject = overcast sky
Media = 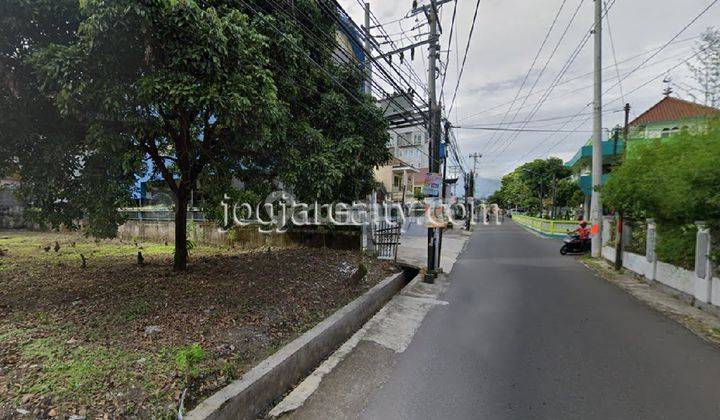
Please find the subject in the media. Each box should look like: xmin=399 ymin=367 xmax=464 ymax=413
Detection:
xmin=338 ymin=0 xmax=720 ymax=179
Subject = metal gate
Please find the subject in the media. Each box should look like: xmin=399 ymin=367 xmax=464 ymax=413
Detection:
xmin=373 ymin=221 xmax=401 ymax=261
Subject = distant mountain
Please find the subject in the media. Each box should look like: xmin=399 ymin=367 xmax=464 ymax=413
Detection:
xmin=474 ymin=177 xmax=501 ymax=198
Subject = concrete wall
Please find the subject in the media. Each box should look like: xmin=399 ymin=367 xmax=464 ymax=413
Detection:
xmin=623 ymin=252 xmax=653 ymax=278
xmin=601 ymin=217 xmax=717 ymax=309
xmin=0 ymin=187 xmax=25 ymax=229
xmin=602 ymin=246 xmax=616 ymax=263
xmin=655 ymin=261 xmax=695 ymax=296
xmin=712 ymin=277 xmax=720 ymax=307
xmin=117 ymin=220 xmax=362 ymax=250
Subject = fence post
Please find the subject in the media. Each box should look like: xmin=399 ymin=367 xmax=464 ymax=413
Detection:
xmin=365 ymin=192 xmax=377 ymax=254
xmin=646 ymin=218 xmax=657 ymax=282
xmin=694 ymin=221 xmax=712 ymax=303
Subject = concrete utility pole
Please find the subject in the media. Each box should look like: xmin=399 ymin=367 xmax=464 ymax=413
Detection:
xmin=469 ymin=153 xmax=482 ymax=176
xmin=364 ymin=3 xmax=373 ymax=95
xmin=438 ymin=120 xmax=451 ymax=269
xmin=590 ymin=0 xmax=603 ymax=257
xmin=425 ymin=2 xmax=441 ymax=283
xmin=614 ymin=103 xmax=631 ymax=270
xmin=467 ymin=153 xmax=481 ymax=226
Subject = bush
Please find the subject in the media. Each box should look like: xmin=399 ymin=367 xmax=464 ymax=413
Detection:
xmin=604 ymin=122 xmax=720 ymax=223
xmin=625 ymin=221 xmax=647 ymax=255
xmin=603 ymin=121 xmax=720 ymax=268
xmin=656 ymin=223 xmax=697 ymax=270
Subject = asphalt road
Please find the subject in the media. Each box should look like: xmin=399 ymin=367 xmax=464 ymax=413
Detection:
xmin=355 ymin=222 xmax=720 ymax=419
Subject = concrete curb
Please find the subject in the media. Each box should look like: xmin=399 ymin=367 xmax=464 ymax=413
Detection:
xmin=185 ymin=268 xmax=417 ymax=420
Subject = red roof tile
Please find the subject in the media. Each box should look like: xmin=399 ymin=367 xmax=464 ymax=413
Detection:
xmin=629 ymin=96 xmax=719 ymax=126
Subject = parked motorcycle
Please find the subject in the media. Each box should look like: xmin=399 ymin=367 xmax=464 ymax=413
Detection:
xmin=560 ymin=233 xmax=591 ymax=255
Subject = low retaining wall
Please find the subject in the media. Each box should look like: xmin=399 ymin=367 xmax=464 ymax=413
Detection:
xmin=623 ymin=251 xmax=653 ymax=278
xmin=117 ymin=220 xmax=361 ymax=251
xmin=656 ymin=261 xmax=695 ymax=296
xmin=601 ymin=247 xmax=708 ymax=308
xmin=186 ymin=267 xmax=417 ymax=420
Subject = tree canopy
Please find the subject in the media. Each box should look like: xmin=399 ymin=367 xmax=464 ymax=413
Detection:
xmin=1 ymin=0 xmax=391 ymax=269
xmin=488 ymin=157 xmax=582 ymax=218
xmin=602 ymin=122 xmax=720 ymax=225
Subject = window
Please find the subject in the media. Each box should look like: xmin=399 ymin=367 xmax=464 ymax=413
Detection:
xmin=660 ymin=127 xmax=680 ymax=138
xmin=397 ymin=132 xmax=413 ymax=147
xmin=413 ymin=132 xmax=423 ymax=145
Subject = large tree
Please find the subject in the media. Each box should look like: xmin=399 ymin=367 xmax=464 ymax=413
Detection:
xmin=5 ymin=0 xmax=390 ymax=270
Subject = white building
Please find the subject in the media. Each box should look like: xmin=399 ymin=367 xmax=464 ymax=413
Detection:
xmin=387 ymin=128 xmax=429 ymax=169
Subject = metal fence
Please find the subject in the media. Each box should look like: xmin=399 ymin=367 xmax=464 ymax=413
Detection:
xmin=373 ymin=220 xmax=401 ymax=261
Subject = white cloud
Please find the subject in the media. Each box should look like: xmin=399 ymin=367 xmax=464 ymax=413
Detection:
xmin=339 ymin=0 xmax=720 ymax=178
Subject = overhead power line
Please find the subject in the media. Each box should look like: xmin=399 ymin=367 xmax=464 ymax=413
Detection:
xmin=479 ymin=0 xmax=570 ymax=157
xmin=454 ymin=126 xmax=595 ymax=133
xmin=457 ymin=35 xmax=699 ymax=123
xmin=446 ymin=0 xmax=482 ymax=117
xmin=485 ymin=0 xmax=593 ymax=161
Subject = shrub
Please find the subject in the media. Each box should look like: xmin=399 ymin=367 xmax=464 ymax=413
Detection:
xmin=625 ymin=220 xmax=647 ymax=255
xmin=656 ymin=223 xmax=697 ymax=270
xmin=603 ymin=121 xmax=720 ymax=268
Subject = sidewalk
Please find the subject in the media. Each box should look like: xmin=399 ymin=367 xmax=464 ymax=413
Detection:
xmin=268 ymin=223 xmax=470 ymax=419
xmin=396 ymin=219 xmax=470 ymax=273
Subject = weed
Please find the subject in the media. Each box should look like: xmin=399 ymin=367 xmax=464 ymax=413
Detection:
xmin=175 ymin=343 xmax=207 ymax=383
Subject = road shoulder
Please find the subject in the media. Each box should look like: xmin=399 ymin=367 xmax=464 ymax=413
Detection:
xmin=582 ymin=256 xmax=720 ymax=348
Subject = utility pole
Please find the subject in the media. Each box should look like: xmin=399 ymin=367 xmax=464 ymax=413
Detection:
xmin=464 ymin=171 xmax=474 ymax=230
xmin=590 ymin=0 xmax=603 ymax=257
xmin=364 ymin=3 xmax=373 ymax=95
xmin=438 ymin=120 xmax=451 ymax=268
xmin=469 ymin=153 xmax=482 ymax=175
xmin=425 ymin=1 xmax=442 ymax=283
xmin=467 ymin=153 xmax=481 ymax=228
xmin=442 ymin=121 xmax=451 ymax=202
xmin=614 ymin=103 xmax=631 ymax=270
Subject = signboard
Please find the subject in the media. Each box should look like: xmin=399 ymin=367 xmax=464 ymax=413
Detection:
xmin=422 ymin=172 xmax=443 ymax=197
xmin=424 ymin=197 xmax=447 ymax=228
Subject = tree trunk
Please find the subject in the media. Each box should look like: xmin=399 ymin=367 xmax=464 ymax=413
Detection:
xmin=174 ymin=188 xmax=189 ymax=271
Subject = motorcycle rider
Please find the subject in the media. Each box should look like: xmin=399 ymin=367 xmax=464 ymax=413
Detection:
xmin=574 ymin=220 xmax=591 ymax=241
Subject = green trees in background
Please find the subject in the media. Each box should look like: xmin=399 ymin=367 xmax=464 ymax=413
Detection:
xmin=603 ymin=122 xmax=720 ymax=268
xmin=488 ymin=157 xmax=583 ymax=218
xmin=1 ymin=0 xmax=390 ymax=270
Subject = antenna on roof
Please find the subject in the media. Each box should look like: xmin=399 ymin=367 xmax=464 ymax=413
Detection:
xmin=662 ymin=76 xmax=673 ymax=97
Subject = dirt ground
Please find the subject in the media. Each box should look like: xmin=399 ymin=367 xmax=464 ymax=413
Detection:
xmin=0 ymin=230 xmax=399 ymax=419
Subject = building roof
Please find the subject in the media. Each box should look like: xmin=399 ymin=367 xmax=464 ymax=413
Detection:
xmin=388 ymin=156 xmax=412 ymax=168
xmin=629 ymin=96 xmax=719 ymax=126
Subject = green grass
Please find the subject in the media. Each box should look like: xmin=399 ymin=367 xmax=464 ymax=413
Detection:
xmin=0 ymin=230 xmax=221 ymax=270
xmin=14 ymin=334 xmax=179 ymax=405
